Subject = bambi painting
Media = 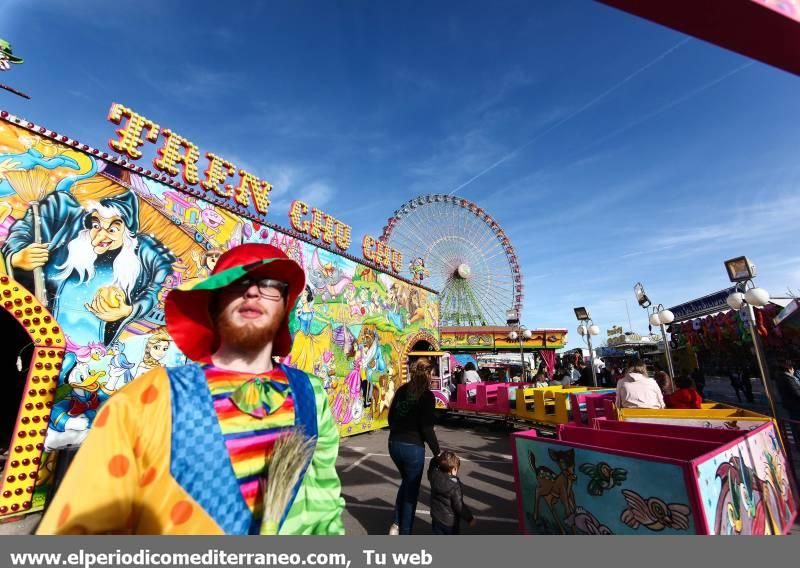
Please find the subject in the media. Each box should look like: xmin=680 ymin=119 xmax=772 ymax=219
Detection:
xmin=528 ymin=448 xmax=577 ymax=534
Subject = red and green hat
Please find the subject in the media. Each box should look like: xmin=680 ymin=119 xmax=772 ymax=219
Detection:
xmin=165 ymin=243 xmax=306 ymax=362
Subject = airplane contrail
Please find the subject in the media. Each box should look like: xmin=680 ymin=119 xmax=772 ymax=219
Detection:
xmin=580 ymin=61 xmax=754 ymax=151
xmin=447 ymin=37 xmax=691 ymax=196
xmin=514 ymin=60 xmax=755 ymax=183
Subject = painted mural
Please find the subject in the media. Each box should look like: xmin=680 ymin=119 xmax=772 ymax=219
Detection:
xmin=282 ymin=239 xmax=439 ymax=436
xmin=515 ymin=437 xmax=695 ymax=535
xmin=695 ymin=424 xmax=798 ymax=535
xmin=0 ymin=121 xmax=439 ymax=450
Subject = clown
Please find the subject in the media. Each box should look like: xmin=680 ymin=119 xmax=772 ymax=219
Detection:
xmin=38 ymin=244 xmax=344 ymax=535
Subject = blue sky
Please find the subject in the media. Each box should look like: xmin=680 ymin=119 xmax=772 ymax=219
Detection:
xmin=3 ymin=0 xmax=800 ymax=348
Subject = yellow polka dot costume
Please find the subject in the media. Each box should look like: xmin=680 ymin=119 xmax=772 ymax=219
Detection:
xmin=37 ymin=244 xmax=345 ymax=535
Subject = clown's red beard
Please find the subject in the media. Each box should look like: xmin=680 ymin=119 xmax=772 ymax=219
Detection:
xmin=217 ymin=309 xmax=281 ymax=354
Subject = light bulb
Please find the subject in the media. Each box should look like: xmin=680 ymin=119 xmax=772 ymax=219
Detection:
xmin=577 ymin=325 xmax=587 ymax=336
xmin=522 ymin=329 xmax=532 ymax=339
xmin=589 ymin=325 xmax=600 ymax=336
xmin=508 ymin=331 xmax=518 ymax=341
xmin=726 ymin=292 xmax=745 ymax=311
xmin=649 ymin=313 xmax=661 ymax=326
xmin=745 ymin=287 xmax=770 ymax=308
xmin=658 ymin=309 xmax=674 ymax=324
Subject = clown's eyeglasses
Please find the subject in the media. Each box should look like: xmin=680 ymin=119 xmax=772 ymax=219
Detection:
xmin=224 ymin=278 xmax=289 ymax=301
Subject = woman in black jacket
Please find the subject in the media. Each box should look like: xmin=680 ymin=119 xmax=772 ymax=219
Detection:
xmin=387 ymin=358 xmax=440 ymax=535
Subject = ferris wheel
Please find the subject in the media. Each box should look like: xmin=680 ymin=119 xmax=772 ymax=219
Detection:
xmin=381 ymin=194 xmax=523 ymax=327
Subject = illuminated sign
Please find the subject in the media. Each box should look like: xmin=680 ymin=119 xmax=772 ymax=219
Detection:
xmin=104 ymin=103 xmax=435 ymax=283
xmin=288 ymin=200 xmax=352 ymax=252
xmin=362 ymin=235 xmax=402 ymax=274
xmin=107 ymin=103 xmax=273 ymax=216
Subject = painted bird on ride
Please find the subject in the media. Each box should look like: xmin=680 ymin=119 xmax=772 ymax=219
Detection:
xmin=578 ymin=461 xmax=628 ymax=496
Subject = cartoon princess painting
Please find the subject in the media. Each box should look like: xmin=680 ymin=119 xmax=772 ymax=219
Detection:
xmin=331 ymin=344 xmax=364 ymax=424
xmin=288 ymin=285 xmax=333 ymax=374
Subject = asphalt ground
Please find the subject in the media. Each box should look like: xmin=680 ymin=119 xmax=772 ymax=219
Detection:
xmin=339 ymin=414 xmax=521 ymax=535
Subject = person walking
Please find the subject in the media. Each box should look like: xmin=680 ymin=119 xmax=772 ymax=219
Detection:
xmin=427 ymin=450 xmax=475 ymax=535
xmin=729 ymin=369 xmax=744 ymax=402
xmin=578 ymin=361 xmax=594 ymax=387
xmin=388 ymin=358 xmax=440 ymax=535
xmin=741 ymin=366 xmax=756 ymax=403
xmin=597 ymin=365 xmax=612 ymax=388
xmin=777 ymin=362 xmax=800 ymax=451
xmin=691 ymin=366 xmax=706 ymax=398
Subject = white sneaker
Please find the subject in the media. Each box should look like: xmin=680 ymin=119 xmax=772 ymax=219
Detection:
xmin=388 ymin=523 xmax=400 ymax=535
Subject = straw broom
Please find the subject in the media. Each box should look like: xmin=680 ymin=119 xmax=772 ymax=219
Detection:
xmin=4 ymin=167 xmax=52 ymax=307
xmin=0 ymin=83 xmax=31 ymax=99
xmin=259 ymin=429 xmax=316 ymax=535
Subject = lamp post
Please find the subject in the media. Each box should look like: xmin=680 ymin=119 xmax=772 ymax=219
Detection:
xmin=506 ymin=309 xmax=531 ymax=381
xmin=633 ymin=283 xmax=676 ymax=380
xmin=723 ymin=257 xmax=781 ymax=425
xmin=508 ymin=326 xmax=532 ymax=381
xmin=574 ymin=307 xmax=599 ymax=387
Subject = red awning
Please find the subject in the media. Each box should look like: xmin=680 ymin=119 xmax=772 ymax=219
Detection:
xmin=597 ymin=0 xmax=800 ymax=76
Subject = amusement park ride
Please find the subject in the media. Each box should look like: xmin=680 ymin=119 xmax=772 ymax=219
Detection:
xmin=381 ymin=192 xmax=567 ymax=406
xmin=2 ymin=0 xmax=800 ymax=533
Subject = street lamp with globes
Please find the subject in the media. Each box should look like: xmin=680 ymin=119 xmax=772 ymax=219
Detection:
xmin=634 ymin=282 xmax=676 ymax=380
xmin=574 ymin=307 xmax=599 ymax=387
xmin=507 ymin=309 xmax=531 ymax=381
xmin=723 ymin=256 xmax=780 ymax=424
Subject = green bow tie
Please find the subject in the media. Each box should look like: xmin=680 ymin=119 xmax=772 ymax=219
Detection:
xmin=229 ymin=376 xmax=290 ymax=418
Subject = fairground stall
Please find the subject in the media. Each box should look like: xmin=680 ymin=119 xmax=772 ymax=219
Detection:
xmin=439 ymin=326 xmax=567 ymax=409
xmin=440 ymin=326 xmax=567 ymax=375
xmin=0 ymin=104 xmax=440 ymax=523
xmin=665 ymin=289 xmax=798 ymax=378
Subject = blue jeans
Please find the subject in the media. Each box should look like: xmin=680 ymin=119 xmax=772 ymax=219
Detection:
xmin=432 ymin=519 xmax=458 ymax=535
xmin=389 ymin=440 xmax=425 ymax=535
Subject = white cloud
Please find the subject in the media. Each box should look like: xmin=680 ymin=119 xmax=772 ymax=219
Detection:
xmin=468 ymin=66 xmax=538 ymax=116
xmin=265 ymin=165 xmax=297 ymax=198
xmin=138 ymin=64 xmax=246 ymax=101
xmin=294 ymin=181 xmax=334 ymax=207
xmin=618 ymin=192 xmax=800 ymax=260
